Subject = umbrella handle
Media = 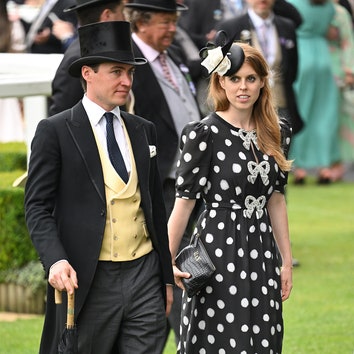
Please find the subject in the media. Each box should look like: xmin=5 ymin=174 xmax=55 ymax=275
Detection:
xmin=55 ymin=289 xmax=62 ymax=304
xmin=67 ymin=291 xmax=75 ymax=329
xmin=54 ymin=289 xmax=75 ymax=329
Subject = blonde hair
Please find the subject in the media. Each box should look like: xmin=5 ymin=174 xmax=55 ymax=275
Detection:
xmin=208 ymin=43 xmax=292 ymax=172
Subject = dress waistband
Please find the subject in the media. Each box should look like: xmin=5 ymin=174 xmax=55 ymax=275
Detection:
xmin=205 ymin=195 xmax=267 ymax=219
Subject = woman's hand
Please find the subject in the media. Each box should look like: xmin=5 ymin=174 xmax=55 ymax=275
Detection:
xmin=280 ymin=266 xmax=293 ymax=301
xmin=172 ymin=264 xmax=191 ymax=291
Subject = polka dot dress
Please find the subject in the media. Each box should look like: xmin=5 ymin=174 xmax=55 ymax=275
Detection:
xmin=175 ymin=113 xmax=291 ymax=354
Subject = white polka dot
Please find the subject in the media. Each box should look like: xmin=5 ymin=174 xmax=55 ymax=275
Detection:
xmin=241 ymin=298 xmax=249 ymax=307
xmin=215 ymin=248 xmax=223 ymax=257
xmin=252 ymin=298 xmax=259 ymax=307
xmin=217 ymin=151 xmax=225 ymax=161
xmin=263 ymin=314 xmax=270 ymax=321
xmin=249 ymin=225 xmax=256 ymax=233
xmin=183 ymin=315 xmax=189 ymax=325
xmin=262 ymin=286 xmax=268 ymax=295
xmin=217 ymin=299 xmax=225 ymax=309
xmin=230 ymin=338 xmax=236 ymax=348
xmin=218 ymin=222 xmax=225 ymax=230
xmin=225 ymin=138 xmax=232 ymax=146
xmin=271 ymin=326 xmax=275 ymax=335
xmin=232 ymin=163 xmax=242 ymax=173
xmin=207 ymin=308 xmax=215 ymax=317
xmin=235 ymin=186 xmax=242 ymax=195
xmin=198 ymin=320 xmax=206 ymax=330
xmin=262 ymin=339 xmax=269 ymax=347
xmin=215 ymin=273 xmax=223 ymax=282
xmin=207 ymin=335 xmax=215 ymax=344
xmin=199 ymin=141 xmax=207 ymax=151
xmin=226 ymin=313 xmax=234 ymax=323
xmin=189 ymin=131 xmax=196 ymax=139
xmin=183 ymin=153 xmax=192 ymax=162
xmin=260 ymin=222 xmax=267 ymax=232
xmin=217 ymin=324 xmax=224 ymax=332
xmin=199 ymin=177 xmax=207 ymax=186
xmin=238 ymin=248 xmax=244 ymax=257
xmin=239 ymin=151 xmax=246 ymax=159
xmin=229 ymin=285 xmax=237 ymax=295
xmin=176 ymin=176 xmax=184 ymax=185
xmin=264 ymin=250 xmax=272 ymax=259
xmin=240 ymin=270 xmax=247 ymax=279
xmin=211 ymin=125 xmax=219 ymax=133
xmin=215 ymin=193 xmax=222 ymax=201
xmin=192 ymin=167 xmax=199 ymax=174
xmin=241 ymin=324 xmax=249 ymax=332
xmin=226 ymin=237 xmax=233 ymax=245
xmin=227 ymin=263 xmax=235 ymax=272
xmin=220 ymin=179 xmax=229 ymax=190
xmin=253 ymin=325 xmax=260 ymax=334
xmin=214 ymin=165 xmax=220 ymax=173
xmin=250 ymin=272 xmax=258 ymax=281
xmin=219 ymin=349 xmax=226 ymax=354
xmin=250 ymin=249 xmax=258 ymax=259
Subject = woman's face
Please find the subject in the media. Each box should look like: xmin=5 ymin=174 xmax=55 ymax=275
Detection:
xmin=218 ymin=62 xmax=264 ymax=112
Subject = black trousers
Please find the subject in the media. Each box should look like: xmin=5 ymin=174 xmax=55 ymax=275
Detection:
xmin=77 ymin=251 xmax=166 ymax=354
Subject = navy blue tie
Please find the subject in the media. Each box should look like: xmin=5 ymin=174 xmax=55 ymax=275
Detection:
xmin=104 ymin=112 xmax=129 ymax=183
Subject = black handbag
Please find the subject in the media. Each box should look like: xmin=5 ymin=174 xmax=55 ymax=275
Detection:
xmin=175 ymin=232 xmax=216 ymax=297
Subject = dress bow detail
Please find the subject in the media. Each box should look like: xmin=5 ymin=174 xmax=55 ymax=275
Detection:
xmin=243 ymin=195 xmax=266 ymax=219
xmin=238 ymin=129 xmax=258 ymax=150
xmin=247 ymin=161 xmax=270 ymax=185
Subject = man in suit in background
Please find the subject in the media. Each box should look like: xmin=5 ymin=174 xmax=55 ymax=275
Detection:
xmin=24 ymin=0 xmax=78 ymax=53
xmin=124 ymin=0 xmax=202 ymax=346
xmin=217 ymin=0 xmax=304 ymax=135
xmin=49 ymin=0 xmax=125 ymax=115
xmin=25 ymin=20 xmax=173 ymax=354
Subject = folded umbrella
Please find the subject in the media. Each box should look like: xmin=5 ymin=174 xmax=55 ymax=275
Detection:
xmin=55 ymin=289 xmax=78 ymax=354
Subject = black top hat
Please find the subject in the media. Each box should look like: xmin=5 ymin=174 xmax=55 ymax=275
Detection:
xmin=64 ymin=0 xmax=118 ymax=13
xmin=69 ymin=21 xmax=147 ymax=77
xmin=199 ymin=30 xmax=245 ymax=77
xmin=124 ymin=0 xmax=187 ymax=12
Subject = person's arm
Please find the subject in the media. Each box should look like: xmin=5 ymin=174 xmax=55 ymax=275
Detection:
xmin=168 ymin=197 xmax=196 ymax=290
xmin=267 ymin=191 xmax=293 ymax=301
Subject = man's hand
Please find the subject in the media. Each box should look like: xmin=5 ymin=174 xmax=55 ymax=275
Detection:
xmin=48 ymin=260 xmax=78 ymax=295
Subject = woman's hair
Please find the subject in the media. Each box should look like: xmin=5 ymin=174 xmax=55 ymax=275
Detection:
xmin=208 ymin=42 xmax=292 ymax=171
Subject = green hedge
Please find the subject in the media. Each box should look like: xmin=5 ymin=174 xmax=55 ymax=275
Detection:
xmin=0 ymin=187 xmax=38 ymax=271
xmin=0 ymin=143 xmax=27 ymax=172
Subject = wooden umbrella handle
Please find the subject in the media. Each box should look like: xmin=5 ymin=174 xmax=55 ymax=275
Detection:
xmin=67 ymin=291 xmax=75 ymax=329
xmin=55 ymin=289 xmax=62 ymax=304
xmin=54 ymin=289 xmax=75 ymax=329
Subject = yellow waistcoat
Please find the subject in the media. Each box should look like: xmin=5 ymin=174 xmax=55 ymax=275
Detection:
xmin=92 ymin=123 xmax=153 ymax=261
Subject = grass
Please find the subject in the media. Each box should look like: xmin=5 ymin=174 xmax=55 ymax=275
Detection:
xmin=1 ymin=177 xmax=354 ymax=353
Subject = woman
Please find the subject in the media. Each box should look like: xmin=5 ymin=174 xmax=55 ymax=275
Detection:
xmin=288 ymin=0 xmax=339 ymax=183
xmin=168 ymin=36 xmax=293 ymax=353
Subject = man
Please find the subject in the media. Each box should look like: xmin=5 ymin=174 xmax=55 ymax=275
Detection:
xmin=24 ymin=0 xmax=78 ymax=53
xmin=217 ymin=0 xmax=304 ymax=134
xmin=124 ymin=0 xmax=202 ymax=345
xmin=25 ymin=20 xmax=174 ymax=354
xmin=49 ymin=0 xmax=125 ymax=115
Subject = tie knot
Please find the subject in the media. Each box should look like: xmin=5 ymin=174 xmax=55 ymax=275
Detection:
xmin=104 ymin=112 xmax=114 ymax=124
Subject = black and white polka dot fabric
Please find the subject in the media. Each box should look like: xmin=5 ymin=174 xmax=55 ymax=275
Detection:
xmin=175 ymin=112 xmax=292 ymax=354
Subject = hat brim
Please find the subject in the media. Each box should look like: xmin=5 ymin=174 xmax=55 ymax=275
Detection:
xmin=124 ymin=3 xmax=188 ymax=11
xmin=68 ymin=55 xmax=147 ymax=77
xmin=64 ymin=0 xmax=113 ymax=12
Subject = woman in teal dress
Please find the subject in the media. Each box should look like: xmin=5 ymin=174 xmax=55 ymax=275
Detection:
xmin=327 ymin=0 xmax=354 ymax=180
xmin=288 ymin=0 xmax=340 ymax=183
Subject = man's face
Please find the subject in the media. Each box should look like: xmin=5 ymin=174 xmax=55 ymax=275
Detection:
xmin=83 ymin=62 xmax=134 ymax=111
xmin=247 ymin=0 xmax=275 ymax=18
xmin=138 ymin=12 xmax=178 ymax=52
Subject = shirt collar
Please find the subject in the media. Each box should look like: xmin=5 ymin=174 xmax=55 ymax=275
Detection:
xmin=132 ymin=32 xmax=161 ymax=63
xmin=248 ymin=9 xmax=274 ymax=29
xmin=82 ymin=95 xmax=122 ymax=126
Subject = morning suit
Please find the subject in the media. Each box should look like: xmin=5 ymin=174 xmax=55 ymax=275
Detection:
xmin=131 ymin=41 xmax=201 ymax=182
xmin=25 ymin=101 xmax=173 ymax=353
xmin=218 ymin=13 xmax=304 ymax=134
